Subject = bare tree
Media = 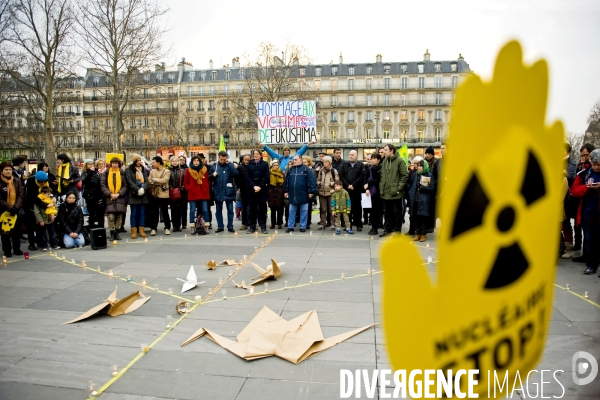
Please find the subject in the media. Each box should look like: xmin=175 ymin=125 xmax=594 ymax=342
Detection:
xmin=76 ymin=0 xmax=169 ymax=154
xmin=0 ymin=0 xmax=77 ymax=171
xmin=584 ymin=99 xmax=600 ymax=149
xmin=565 ymin=131 xmax=584 ymax=159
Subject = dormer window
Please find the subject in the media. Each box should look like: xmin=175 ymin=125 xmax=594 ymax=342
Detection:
xmin=451 ymin=63 xmax=457 ymax=72
xmin=383 ymin=65 xmax=391 ymax=74
xmin=168 ymin=73 xmax=174 ymax=83
xmin=315 ymin=66 xmax=321 ymax=76
xmin=366 ymin=65 xmax=373 ymax=74
xmin=189 ymin=72 xmax=195 ymax=81
xmin=348 ymin=66 xmax=355 ymax=75
xmin=418 ymin=64 xmax=424 ymax=73
xmin=143 ymin=74 xmax=150 ymax=83
xmin=92 ymin=77 xmax=99 ymax=87
xmin=211 ymin=71 xmax=217 ymax=80
xmin=156 ymin=73 xmax=162 ymax=83
xmin=434 ymin=63 xmax=441 ymax=72
xmin=299 ymin=67 xmax=305 ymax=77
xmin=200 ymin=71 xmax=206 ymax=81
xmin=331 ymin=66 xmax=337 ymax=76
xmin=400 ymin=64 xmax=407 ymax=73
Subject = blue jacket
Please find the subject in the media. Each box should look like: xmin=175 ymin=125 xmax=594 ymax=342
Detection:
xmin=263 ymin=144 xmax=309 ymax=172
xmin=209 ymin=162 xmax=238 ymax=201
xmin=246 ymin=159 xmax=270 ymax=202
xmin=283 ymin=164 xmax=317 ymax=205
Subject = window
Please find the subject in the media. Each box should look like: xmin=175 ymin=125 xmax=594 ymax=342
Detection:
xmin=315 ymin=66 xmax=321 ymax=76
xmin=418 ymin=128 xmax=425 ymax=141
xmin=400 ymin=64 xmax=408 ymax=73
xmin=105 ymin=119 xmax=110 ymax=129
xmin=225 ymin=70 xmax=231 ymax=80
xmin=223 ymin=100 xmax=229 ymax=109
xmin=401 ymin=77 xmax=408 ymax=89
xmin=209 ymin=133 xmax=215 ymax=143
xmin=419 ymin=94 xmax=424 ymax=105
xmin=383 ymin=129 xmax=390 ymax=139
xmin=239 ymin=69 xmax=245 ymax=79
xmin=198 ymin=86 xmax=204 ymax=96
xmin=93 ymin=135 xmax=99 ymax=143
xmin=401 ymin=110 xmax=407 ymax=121
xmin=367 ymin=129 xmax=373 ymax=139
xmin=299 ymin=67 xmax=305 ymax=77
xmin=348 ymin=111 xmax=354 ymax=122
xmin=156 ymin=73 xmax=162 ymax=83
xmin=384 ymin=78 xmax=390 ymax=90
xmin=366 ymin=65 xmax=372 ymax=74
xmin=384 ymin=65 xmax=391 ymax=74
xmin=418 ymin=64 xmax=424 ymax=73
xmin=209 ymin=85 xmax=215 ymax=95
xmin=331 ymin=112 xmax=337 ymax=122
xmin=434 ymin=63 xmax=441 ymax=72
xmin=237 ymin=132 xmax=244 ymax=142
xmin=93 ymin=77 xmax=99 ymax=87
xmin=435 ymin=93 xmax=442 ymax=105
xmin=189 ymin=72 xmax=195 ymax=81
xmin=401 ymin=95 xmax=406 ymax=105
xmin=238 ymin=84 xmax=244 ymax=93
xmin=187 ymin=101 xmax=193 ymax=111
xmin=435 ymin=76 xmax=442 ymax=89
xmin=330 ymin=129 xmax=337 ymax=141
xmin=348 ymin=95 xmax=354 ymax=107
xmin=366 ymin=95 xmax=372 ymax=106
xmin=452 ymin=76 xmax=458 ymax=88
xmin=237 ymin=116 xmax=244 ymax=126
xmin=144 ymin=118 xmax=149 ymax=127
xmin=211 ymin=71 xmax=217 ymax=81
xmin=331 ymin=80 xmax=337 ymax=91
xmin=366 ymin=111 xmax=373 ymax=121
xmin=92 ymin=120 xmax=98 ymax=129
xmin=451 ymin=63 xmax=457 ymax=72
xmin=198 ymin=100 xmax=204 ymax=110
xmin=366 ymin=78 xmax=372 ymax=90
xmin=157 ymin=118 xmax=161 ymax=127
xmin=77 ymin=121 xmax=82 ymax=130
xmin=384 ymin=94 xmax=390 ymax=106
xmin=348 ymin=79 xmax=354 ymax=90
xmin=223 ymin=85 xmax=229 ymax=95
xmin=209 ymin=100 xmax=214 ymax=110
xmin=314 ymin=80 xmax=320 ymax=91
xmin=401 ymin=128 xmax=407 ymax=141
xmin=435 ymin=109 xmax=442 ymax=121
xmin=383 ymin=111 xmax=390 ymax=121
xmin=418 ymin=110 xmax=425 ymax=120
xmin=156 ymin=102 xmax=161 ymax=110
xmin=168 ymin=73 xmax=174 ymax=83
xmin=168 ymin=87 xmax=173 ymax=94
xmin=332 ymin=96 xmax=337 ymax=106
xmin=435 ymin=127 xmax=442 ymax=142
xmin=331 ymin=66 xmax=337 ymax=76
xmin=188 ymin=86 xmax=192 ymax=96
xmin=130 ymin=119 xmax=136 ymax=129
xmin=419 ymin=77 xmax=425 ymax=88
xmin=169 ymin=118 xmax=174 ymax=127
xmin=209 ymin=116 xmax=215 ymax=125
xmin=348 ymin=66 xmax=355 ymax=75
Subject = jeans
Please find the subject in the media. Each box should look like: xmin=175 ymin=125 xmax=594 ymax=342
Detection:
xmin=215 ymin=201 xmax=234 ymax=230
xmin=37 ymin=223 xmax=57 ymax=248
xmin=189 ymin=201 xmax=196 ymax=224
xmin=288 ymin=203 xmax=309 ymax=229
xmin=148 ymin=197 xmax=171 ymax=230
xmin=63 ymin=233 xmax=85 ymax=248
xmin=130 ymin=204 xmax=146 ymax=227
xmin=191 ymin=200 xmax=209 ymax=223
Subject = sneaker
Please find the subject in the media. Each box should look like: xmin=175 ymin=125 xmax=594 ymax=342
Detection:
xmin=318 ymin=225 xmax=325 ymax=230
xmin=240 ymin=225 xmax=248 ymax=231
xmin=346 ymin=229 xmax=354 ymax=234
xmin=330 ymin=226 xmax=336 ymax=231
xmin=336 ymin=229 xmax=341 ymax=235
xmin=246 ymin=228 xmax=255 ymax=234
xmin=53 ymin=246 xmax=61 ymax=249
xmin=42 ymin=248 xmax=48 ymax=252
xmin=150 ymin=229 xmax=156 ymax=236
xmin=165 ymin=229 xmax=171 ymax=235
xmin=261 ymin=229 xmax=268 ymax=234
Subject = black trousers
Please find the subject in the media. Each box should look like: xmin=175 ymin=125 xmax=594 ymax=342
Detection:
xmin=270 ymin=205 xmax=284 ymax=226
xmin=248 ymin=194 xmax=267 ymax=230
xmin=383 ymin=198 xmax=404 ymax=233
xmin=170 ymin=199 xmax=188 ymax=230
xmin=348 ymin=189 xmax=363 ymax=229
xmin=1 ymin=229 xmax=21 ymax=255
xmin=148 ymin=197 xmax=171 ymax=230
xmin=240 ymin=193 xmax=249 ymax=226
xmin=86 ymin=197 xmax=105 ymax=228
xmin=25 ymin=209 xmax=38 ymax=246
xmin=370 ymin=195 xmax=383 ymax=230
xmin=415 ymin=213 xmax=429 ymax=235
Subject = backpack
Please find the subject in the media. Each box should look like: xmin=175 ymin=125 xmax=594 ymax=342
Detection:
xmin=193 ymin=214 xmax=208 ymax=235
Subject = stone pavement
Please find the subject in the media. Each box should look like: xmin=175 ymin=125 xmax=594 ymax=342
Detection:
xmin=0 ymin=219 xmax=598 ymax=400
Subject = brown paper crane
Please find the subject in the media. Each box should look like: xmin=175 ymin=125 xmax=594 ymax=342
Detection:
xmin=206 ymin=258 xmax=242 ymax=270
xmin=63 ymin=287 xmax=150 ymax=324
xmin=248 ymin=259 xmax=284 ymax=285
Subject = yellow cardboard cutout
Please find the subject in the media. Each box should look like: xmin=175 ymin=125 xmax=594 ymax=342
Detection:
xmin=381 ymin=41 xmax=564 ymax=397
xmin=105 ymin=153 xmax=124 ymax=163
xmin=0 ymin=211 xmax=17 ymax=232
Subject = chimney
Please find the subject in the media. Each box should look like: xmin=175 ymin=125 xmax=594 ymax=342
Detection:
xmin=424 ymin=49 xmax=430 ymax=61
xmin=339 ymin=52 xmax=343 ymax=64
xmin=376 ymin=54 xmax=382 ymax=63
xmin=232 ymin=57 xmax=239 ymax=68
xmin=209 ymin=59 xmax=213 ymax=69
xmin=458 ymin=53 xmax=464 ymax=60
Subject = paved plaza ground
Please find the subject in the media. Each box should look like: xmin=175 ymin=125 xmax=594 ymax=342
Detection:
xmin=0 ymin=218 xmax=598 ymax=400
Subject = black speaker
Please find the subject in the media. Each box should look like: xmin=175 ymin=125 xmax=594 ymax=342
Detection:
xmin=89 ymin=227 xmax=107 ymax=250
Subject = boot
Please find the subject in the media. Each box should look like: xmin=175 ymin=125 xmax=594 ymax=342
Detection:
xmin=412 ymin=235 xmax=421 ymax=241
xmin=420 ymin=235 xmax=427 ymax=242
xmin=560 ymin=242 xmax=573 ymax=259
xmin=114 ymin=230 xmax=122 ymax=240
xmin=131 ymin=227 xmax=138 ymax=239
xmin=109 ymin=230 xmax=116 ymax=241
xmin=138 ymin=227 xmax=147 ymax=238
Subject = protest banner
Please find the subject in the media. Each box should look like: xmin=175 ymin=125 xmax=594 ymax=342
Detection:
xmin=257 ymin=100 xmax=319 ymax=144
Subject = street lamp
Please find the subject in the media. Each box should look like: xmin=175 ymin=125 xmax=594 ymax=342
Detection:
xmin=223 ymin=130 xmax=230 ymax=150
xmin=374 ymin=111 xmax=380 ymax=139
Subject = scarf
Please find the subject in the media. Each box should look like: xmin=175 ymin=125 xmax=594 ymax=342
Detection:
xmin=188 ymin=164 xmax=207 ymax=185
xmin=36 ymin=180 xmax=49 ymax=193
xmin=107 ymin=167 xmax=122 ymax=195
xmin=270 ymin=168 xmax=284 ymax=186
xmin=135 ymin=166 xmax=145 ymax=183
xmin=1 ymin=175 xmax=16 ymax=206
xmin=37 ymin=194 xmax=58 ymax=215
xmin=57 ymin=163 xmax=70 ymax=193
xmin=418 ymin=162 xmax=430 ymax=175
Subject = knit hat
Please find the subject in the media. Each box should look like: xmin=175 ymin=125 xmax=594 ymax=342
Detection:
xmin=282 ymin=146 xmax=291 ymax=152
xmin=425 ymin=146 xmax=435 ymax=155
xmin=412 ymin=156 xmax=424 ymax=163
xmin=131 ymin=154 xmax=142 ymax=163
xmin=35 ymin=171 xmax=48 ymax=182
xmin=84 ymin=158 xmax=94 ymax=165
xmin=271 ymin=159 xmax=279 ymax=166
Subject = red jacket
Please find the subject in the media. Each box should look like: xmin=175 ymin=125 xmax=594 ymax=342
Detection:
xmin=183 ymin=167 xmax=210 ymax=201
xmin=571 ymin=169 xmax=590 ymax=225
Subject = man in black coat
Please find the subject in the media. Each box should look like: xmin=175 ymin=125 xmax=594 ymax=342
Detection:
xmin=340 ymin=150 xmax=365 ymax=231
xmin=331 ymin=148 xmax=345 ymax=176
xmin=235 ymin=154 xmax=251 ymax=230
xmin=245 ymin=150 xmax=270 ymax=234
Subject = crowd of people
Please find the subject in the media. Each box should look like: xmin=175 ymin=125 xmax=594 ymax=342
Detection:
xmin=0 ymin=141 xmax=598 ymax=278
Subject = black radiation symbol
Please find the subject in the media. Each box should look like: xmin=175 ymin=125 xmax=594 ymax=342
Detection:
xmin=450 ymin=151 xmax=546 ymax=289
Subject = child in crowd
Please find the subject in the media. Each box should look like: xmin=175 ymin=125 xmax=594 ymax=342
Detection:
xmin=331 ymin=180 xmax=353 ymax=235
xmin=33 ymin=186 xmax=59 ymax=251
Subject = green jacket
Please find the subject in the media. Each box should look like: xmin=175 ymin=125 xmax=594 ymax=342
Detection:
xmin=380 ymin=154 xmax=409 ymax=200
xmin=331 ymin=189 xmax=351 ymax=213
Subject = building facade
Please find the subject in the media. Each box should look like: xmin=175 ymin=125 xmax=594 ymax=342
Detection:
xmin=0 ymin=50 xmax=470 ymax=167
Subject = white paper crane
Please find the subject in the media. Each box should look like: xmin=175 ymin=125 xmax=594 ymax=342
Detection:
xmin=177 ymin=266 xmax=205 ymax=293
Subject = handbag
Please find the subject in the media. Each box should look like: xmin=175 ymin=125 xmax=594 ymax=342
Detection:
xmin=169 ymin=169 xmax=184 ymax=201
xmin=75 ymin=180 xmax=83 ymax=191
xmin=150 ymin=169 xmax=166 ymax=198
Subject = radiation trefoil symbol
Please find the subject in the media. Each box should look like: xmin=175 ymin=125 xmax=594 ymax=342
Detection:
xmin=381 ymin=41 xmax=564 ymax=398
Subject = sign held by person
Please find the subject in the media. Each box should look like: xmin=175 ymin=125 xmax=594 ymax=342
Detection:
xmin=257 ymin=100 xmax=319 ymax=144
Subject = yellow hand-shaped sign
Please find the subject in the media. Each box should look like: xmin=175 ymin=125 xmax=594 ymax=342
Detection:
xmin=381 ymin=41 xmax=564 ymax=397
xmin=0 ymin=211 xmax=17 ymax=232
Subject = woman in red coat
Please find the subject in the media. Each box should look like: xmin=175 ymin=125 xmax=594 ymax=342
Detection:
xmin=183 ymin=155 xmax=211 ymax=234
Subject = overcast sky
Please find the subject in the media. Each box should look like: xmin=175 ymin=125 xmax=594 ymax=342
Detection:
xmin=162 ymin=0 xmax=599 ymax=135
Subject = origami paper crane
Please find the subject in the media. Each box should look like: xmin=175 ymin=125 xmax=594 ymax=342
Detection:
xmin=232 ymin=280 xmax=248 ymax=289
xmin=248 ymin=259 xmax=284 ymax=285
xmin=63 ymin=287 xmax=151 ymax=324
xmin=206 ymin=260 xmax=217 ymax=270
xmin=206 ymin=259 xmax=241 ymax=270
xmin=181 ymin=306 xmax=376 ymax=364
xmin=177 ymin=266 xmax=205 ymax=293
